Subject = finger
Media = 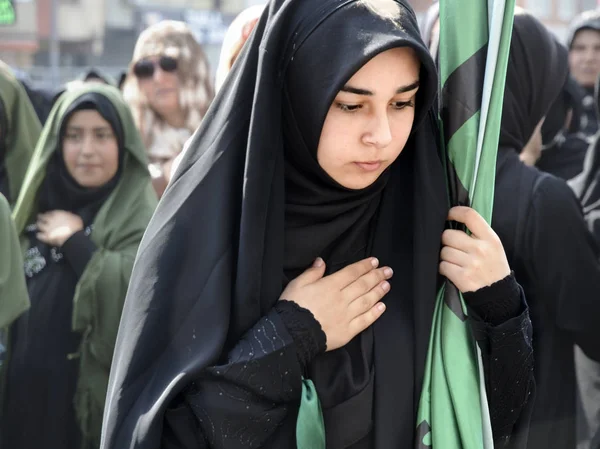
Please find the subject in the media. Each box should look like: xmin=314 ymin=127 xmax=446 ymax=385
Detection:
xmin=36 ymin=220 xmax=48 ymax=232
xmin=448 ymin=207 xmax=493 ymax=240
xmin=327 ymin=257 xmax=379 ymax=289
xmin=342 ymin=266 xmax=393 ymax=301
xmin=440 ymin=246 xmax=470 ymax=268
xmin=348 ymin=280 xmax=390 ymax=316
xmin=36 ymin=232 xmax=49 ymax=244
xmin=349 ymin=301 xmax=386 ymax=336
xmin=441 ymin=229 xmax=477 ymax=253
xmin=293 ymin=257 xmax=327 ymax=287
xmin=439 ymin=260 xmax=463 ymax=283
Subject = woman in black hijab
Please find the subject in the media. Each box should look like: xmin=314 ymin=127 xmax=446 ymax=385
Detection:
xmin=491 ymin=10 xmax=600 ymax=449
xmin=102 ymin=1 xmax=534 ymax=448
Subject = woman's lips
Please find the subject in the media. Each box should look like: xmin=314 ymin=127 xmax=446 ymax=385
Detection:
xmin=354 ymin=161 xmax=382 ymax=171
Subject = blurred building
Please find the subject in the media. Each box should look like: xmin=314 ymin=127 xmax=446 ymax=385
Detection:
xmin=415 ymin=0 xmax=599 ymax=41
xmin=1 ymin=0 xmax=599 ymax=88
xmin=519 ymin=0 xmax=598 ymax=40
xmin=0 ymin=0 xmax=38 ymax=67
xmin=1 ymin=0 xmax=252 ymax=85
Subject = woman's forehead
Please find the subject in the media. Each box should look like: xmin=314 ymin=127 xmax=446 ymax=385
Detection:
xmin=65 ymin=109 xmax=109 ymax=126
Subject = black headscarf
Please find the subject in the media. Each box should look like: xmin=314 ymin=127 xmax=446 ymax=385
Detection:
xmin=499 ymin=12 xmax=569 ymax=153
xmin=102 ymin=1 xmax=446 ymax=448
xmin=37 ymin=92 xmax=125 ymax=226
xmin=537 ymin=75 xmax=590 ymax=181
xmin=282 ymin=1 xmax=434 ymax=279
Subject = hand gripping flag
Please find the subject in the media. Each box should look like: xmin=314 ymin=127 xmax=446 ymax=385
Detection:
xmin=415 ymin=0 xmax=515 ymax=448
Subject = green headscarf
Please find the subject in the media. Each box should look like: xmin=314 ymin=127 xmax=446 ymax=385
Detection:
xmin=0 ymin=61 xmax=41 ymax=205
xmin=12 ymin=83 xmax=157 ymax=447
xmin=0 ymin=192 xmax=28 ymax=329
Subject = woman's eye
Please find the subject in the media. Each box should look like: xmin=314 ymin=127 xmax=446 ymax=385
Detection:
xmin=95 ymin=131 xmax=114 ymax=141
xmin=336 ymin=102 xmax=362 ymax=112
xmin=392 ymin=100 xmax=415 ymax=110
xmin=65 ymin=133 xmax=81 ymax=141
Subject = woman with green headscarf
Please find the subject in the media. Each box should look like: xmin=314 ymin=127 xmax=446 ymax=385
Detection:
xmin=1 ymin=83 xmax=157 ymax=449
xmin=0 ymin=61 xmax=41 ymax=205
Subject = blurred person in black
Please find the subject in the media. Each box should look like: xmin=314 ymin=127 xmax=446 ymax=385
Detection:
xmin=569 ymin=72 xmax=600 ymax=449
xmin=492 ymin=11 xmax=600 ymax=449
xmin=567 ymin=10 xmax=600 ymax=136
xmin=536 ymin=75 xmax=591 ymax=182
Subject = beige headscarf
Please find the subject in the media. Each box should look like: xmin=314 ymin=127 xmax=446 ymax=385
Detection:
xmin=123 ymin=20 xmax=214 ymax=162
xmin=215 ymin=5 xmax=265 ymax=92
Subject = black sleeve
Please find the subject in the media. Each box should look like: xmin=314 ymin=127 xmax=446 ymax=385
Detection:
xmin=528 ymin=177 xmax=600 ymax=361
xmin=274 ymin=300 xmax=327 ymax=369
xmin=60 ymin=230 xmax=97 ymax=277
xmin=469 ymin=285 xmax=535 ymax=449
xmin=162 ymin=305 xmax=326 ymax=449
xmin=464 ymin=273 xmax=524 ymax=325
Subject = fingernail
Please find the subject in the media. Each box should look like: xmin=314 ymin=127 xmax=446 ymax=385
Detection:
xmin=313 ymin=257 xmax=324 ymax=268
xmin=381 ymin=281 xmax=390 ymax=292
xmin=371 ymin=258 xmax=379 ymax=267
xmin=377 ymin=303 xmax=386 ymax=312
xmin=384 ymin=267 xmax=393 ymax=277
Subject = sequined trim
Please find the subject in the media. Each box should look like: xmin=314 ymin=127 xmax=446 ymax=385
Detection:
xmin=23 ymin=224 xmax=94 ymax=278
xmin=24 ymin=246 xmax=47 ymax=278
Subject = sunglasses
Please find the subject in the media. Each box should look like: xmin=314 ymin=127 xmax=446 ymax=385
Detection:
xmin=133 ymin=56 xmax=178 ymax=79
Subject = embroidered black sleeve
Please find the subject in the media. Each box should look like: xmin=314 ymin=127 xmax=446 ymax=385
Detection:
xmin=274 ymin=300 xmax=327 ymax=370
xmin=163 ymin=308 xmax=303 ymax=449
xmin=469 ymin=287 xmax=535 ymax=448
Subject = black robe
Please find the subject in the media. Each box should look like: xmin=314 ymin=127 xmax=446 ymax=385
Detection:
xmin=494 ymin=151 xmax=600 ymax=449
xmin=2 ymin=231 xmax=94 ymax=449
xmin=492 ymin=11 xmax=600 ymax=449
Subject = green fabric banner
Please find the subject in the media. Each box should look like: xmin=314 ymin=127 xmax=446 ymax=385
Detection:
xmin=415 ymin=0 xmax=515 ymax=448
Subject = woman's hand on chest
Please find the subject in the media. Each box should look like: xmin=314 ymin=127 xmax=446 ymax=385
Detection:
xmin=279 ymin=257 xmax=393 ymax=352
xmin=36 ymin=210 xmax=84 ymax=247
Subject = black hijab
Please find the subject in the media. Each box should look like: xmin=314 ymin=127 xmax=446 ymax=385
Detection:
xmin=282 ymin=0 xmax=434 ymax=279
xmin=37 ymin=92 xmax=125 ymax=226
xmin=499 ymin=12 xmax=569 ymax=154
xmin=537 ymin=75 xmax=589 ymax=181
xmin=102 ymin=2 xmax=446 ymax=449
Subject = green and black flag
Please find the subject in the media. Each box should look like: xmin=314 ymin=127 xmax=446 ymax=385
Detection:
xmin=416 ymin=0 xmax=515 ymax=448
xmin=0 ymin=0 xmax=15 ymax=25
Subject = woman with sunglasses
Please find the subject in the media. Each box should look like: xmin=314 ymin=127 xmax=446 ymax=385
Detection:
xmin=123 ymin=20 xmax=214 ymax=197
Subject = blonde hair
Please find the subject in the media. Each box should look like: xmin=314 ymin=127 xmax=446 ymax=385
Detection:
xmin=122 ymin=20 xmax=214 ymax=156
xmin=215 ymin=5 xmax=265 ymax=92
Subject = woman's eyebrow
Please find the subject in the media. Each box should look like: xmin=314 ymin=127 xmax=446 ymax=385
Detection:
xmin=340 ymin=80 xmax=420 ymax=96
